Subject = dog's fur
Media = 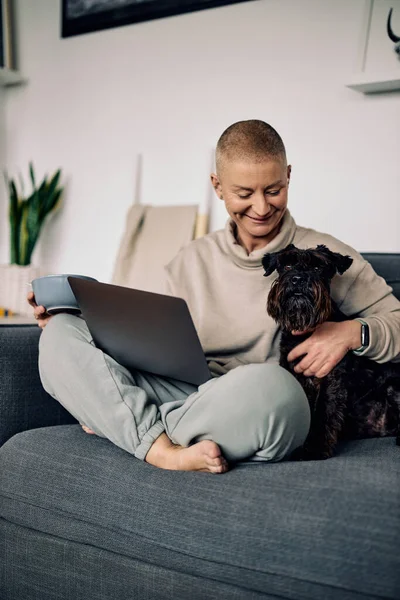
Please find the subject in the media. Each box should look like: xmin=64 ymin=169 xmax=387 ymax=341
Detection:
xmin=262 ymin=244 xmax=400 ymax=460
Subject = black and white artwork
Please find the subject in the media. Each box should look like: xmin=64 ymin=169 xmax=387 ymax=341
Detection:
xmin=362 ymin=0 xmax=400 ymax=73
xmin=0 ymin=0 xmax=15 ymax=69
xmin=0 ymin=1 xmax=4 ymax=67
xmin=61 ymin=0 xmax=253 ymax=37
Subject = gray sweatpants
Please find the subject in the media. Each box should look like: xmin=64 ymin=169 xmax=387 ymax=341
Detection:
xmin=38 ymin=314 xmax=310 ymax=463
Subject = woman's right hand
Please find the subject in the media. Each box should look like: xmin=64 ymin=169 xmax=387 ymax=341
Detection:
xmin=27 ymin=291 xmax=53 ymax=329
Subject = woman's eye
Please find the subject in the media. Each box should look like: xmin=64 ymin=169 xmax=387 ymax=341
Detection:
xmin=267 ymin=190 xmax=280 ymax=196
xmin=238 ymin=194 xmax=251 ymax=199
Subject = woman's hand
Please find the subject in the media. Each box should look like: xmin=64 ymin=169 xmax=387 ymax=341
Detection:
xmin=287 ymin=320 xmax=362 ymax=378
xmin=27 ymin=291 xmax=53 ymax=329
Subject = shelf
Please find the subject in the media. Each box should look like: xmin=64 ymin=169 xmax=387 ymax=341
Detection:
xmin=0 ymin=316 xmax=36 ymax=325
xmin=346 ymin=73 xmax=400 ymax=94
xmin=0 ymin=67 xmax=24 ymax=87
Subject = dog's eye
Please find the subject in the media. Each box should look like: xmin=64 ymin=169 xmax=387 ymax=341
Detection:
xmin=284 ymin=265 xmax=292 ymax=271
xmin=314 ymin=266 xmax=321 ymax=271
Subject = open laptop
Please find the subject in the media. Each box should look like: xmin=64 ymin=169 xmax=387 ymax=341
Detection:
xmin=68 ymin=277 xmax=212 ymax=386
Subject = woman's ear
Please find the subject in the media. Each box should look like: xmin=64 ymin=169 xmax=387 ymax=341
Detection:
xmin=210 ymin=173 xmax=223 ymax=200
xmin=287 ymin=164 xmax=292 ymax=185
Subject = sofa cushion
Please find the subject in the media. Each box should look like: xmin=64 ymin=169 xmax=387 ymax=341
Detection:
xmin=1 ymin=425 xmax=399 ymax=599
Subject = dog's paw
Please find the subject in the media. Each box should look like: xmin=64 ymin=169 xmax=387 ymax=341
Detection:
xmin=291 ymin=445 xmax=333 ymax=461
xmin=290 ymin=446 xmax=307 ymax=461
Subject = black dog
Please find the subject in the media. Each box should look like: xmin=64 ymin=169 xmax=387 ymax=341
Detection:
xmin=262 ymin=244 xmax=400 ymax=460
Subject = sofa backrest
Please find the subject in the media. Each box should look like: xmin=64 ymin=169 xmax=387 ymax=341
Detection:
xmin=362 ymin=253 xmax=400 ymax=301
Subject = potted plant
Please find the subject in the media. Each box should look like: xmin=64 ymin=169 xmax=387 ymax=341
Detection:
xmin=1 ymin=163 xmax=63 ymax=316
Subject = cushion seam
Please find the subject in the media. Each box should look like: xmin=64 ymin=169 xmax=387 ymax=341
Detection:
xmin=1 ymin=517 xmax=284 ymax=599
xmin=0 ymin=495 xmax=394 ymax=599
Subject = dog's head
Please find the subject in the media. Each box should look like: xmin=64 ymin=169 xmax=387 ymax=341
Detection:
xmin=262 ymin=244 xmax=353 ymax=332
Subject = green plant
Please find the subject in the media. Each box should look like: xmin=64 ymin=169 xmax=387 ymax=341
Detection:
xmin=5 ymin=163 xmax=63 ymax=266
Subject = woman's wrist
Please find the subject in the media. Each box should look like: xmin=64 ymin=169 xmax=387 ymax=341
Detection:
xmin=348 ymin=319 xmax=363 ymax=351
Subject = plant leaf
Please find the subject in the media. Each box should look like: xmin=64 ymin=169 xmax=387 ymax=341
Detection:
xmin=19 ymin=202 xmax=30 ymax=266
xmin=29 ymin=162 xmax=36 ymax=191
xmin=9 ymin=179 xmax=21 ymax=264
xmin=39 ymin=170 xmax=62 ymax=222
xmin=25 ymin=189 xmax=41 ymax=264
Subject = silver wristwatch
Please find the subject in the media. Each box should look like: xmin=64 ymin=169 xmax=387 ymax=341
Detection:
xmin=353 ymin=319 xmax=370 ymax=355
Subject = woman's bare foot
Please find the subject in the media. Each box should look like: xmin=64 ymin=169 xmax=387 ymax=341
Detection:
xmin=81 ymin=424 xmax=96 ymax=435
xmin=145 ymin=433 xmax=229 ymax=473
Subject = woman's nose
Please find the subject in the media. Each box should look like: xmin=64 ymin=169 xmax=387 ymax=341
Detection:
xmin=252 ymin=195 xmax=270 ymax=216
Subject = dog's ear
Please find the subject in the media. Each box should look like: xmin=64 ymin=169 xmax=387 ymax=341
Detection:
xmin=262 ymin=252 xmax=279 ymax=277
xmin=335 ymin=254 xmax=353 ymax=275
xmin=316 ymin=245 xmax=353 ymax=275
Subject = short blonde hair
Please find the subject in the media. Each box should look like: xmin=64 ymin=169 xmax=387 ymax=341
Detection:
xmin=216 ymin=120 xmax=286 ymax=174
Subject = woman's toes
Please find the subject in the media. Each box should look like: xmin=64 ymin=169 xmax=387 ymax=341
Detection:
xmin=80 ymin=423 xmax=96 ymax=435
xmin=210 ymin=463 xmax=228 ymax=474
xmin=207 ymin=454 xmax=228 ymax=467
xmin=207 ymin=455 xmax=222 ymax=467
xmin=206 ymin=455 xmax=229 ymax=472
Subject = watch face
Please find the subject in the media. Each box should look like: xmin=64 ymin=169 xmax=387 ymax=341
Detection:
xmin=361 ymin=323 xmax=370 ymax=347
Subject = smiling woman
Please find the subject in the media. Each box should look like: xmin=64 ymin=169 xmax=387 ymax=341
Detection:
xmin=61 ymin=0 xmax=253 ymax=37
xmin=211 ymin=121 xmax=291 ymax=254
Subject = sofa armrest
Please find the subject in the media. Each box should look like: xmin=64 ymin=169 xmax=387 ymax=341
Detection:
xmin=0 ymin=325 xmax=77 ymax=447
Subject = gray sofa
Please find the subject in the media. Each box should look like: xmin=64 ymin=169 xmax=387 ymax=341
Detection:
xmin=1 ymin=254 xmax=399 ymax=600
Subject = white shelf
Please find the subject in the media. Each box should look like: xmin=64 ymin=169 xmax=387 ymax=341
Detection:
xmin=0 ymin=67 xmax=24 ymax=87
xmin=346 ymin=72 xmax=400 ymax=94
xmin=0 ymin=315 xmax=36 ymax=325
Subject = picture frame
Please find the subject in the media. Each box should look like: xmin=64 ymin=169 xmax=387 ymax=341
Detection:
xmin=61 ymin=0 xmax=253 ymax=38
xmin=346 ymin=0 xmax=400 ymax=93
xmin=0 ymin=0 xmax=15 ymax=69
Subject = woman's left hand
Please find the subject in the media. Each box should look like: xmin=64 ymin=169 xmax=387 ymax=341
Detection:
xmin=287 ymin=320 xmax=362 ymax=378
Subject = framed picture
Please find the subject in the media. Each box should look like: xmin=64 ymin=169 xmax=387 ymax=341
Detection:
xmin=0 ymin=0 xmax=15 ymax=69
xmin=61 ymin=0 xmax=253 ymax=38
xmin=346 ymin=0 xmax=400 ymax=93
xmin=362 ymin=0 xmax=400 ymax=75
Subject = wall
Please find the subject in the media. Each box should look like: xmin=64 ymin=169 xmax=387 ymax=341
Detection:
xmin=1 ymin=0 xmax=399 ymax=282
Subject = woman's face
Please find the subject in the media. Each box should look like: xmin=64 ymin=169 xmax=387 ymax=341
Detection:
xmin=211 ymin=157 xmax=291 ymax=254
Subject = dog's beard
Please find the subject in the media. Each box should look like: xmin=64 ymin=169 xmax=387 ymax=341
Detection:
xmin=267 ymin=280 xmax=332 ymax=332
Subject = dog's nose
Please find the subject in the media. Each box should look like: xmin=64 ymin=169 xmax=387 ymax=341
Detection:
xmin=291 ymin=275 xmax=301 ymax=284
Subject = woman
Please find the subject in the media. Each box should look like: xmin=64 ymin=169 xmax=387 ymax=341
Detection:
xmin=28 ymin=120 xmax=400 ymax=473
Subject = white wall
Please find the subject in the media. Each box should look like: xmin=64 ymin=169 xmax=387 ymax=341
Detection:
xmin=2 ymin=0 xmax=399 ymax=282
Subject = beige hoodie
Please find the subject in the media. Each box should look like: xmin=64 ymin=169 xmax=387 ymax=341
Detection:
xmin=165 ymin=210 xmax=400 ymax=377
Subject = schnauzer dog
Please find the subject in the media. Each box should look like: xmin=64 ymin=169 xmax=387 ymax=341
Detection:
xmin=262 ymin=244 xmax=400 ymax=460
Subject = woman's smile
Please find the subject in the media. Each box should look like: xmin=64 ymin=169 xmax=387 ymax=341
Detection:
xmin=246 ymin=212 xmax=275 ymax=223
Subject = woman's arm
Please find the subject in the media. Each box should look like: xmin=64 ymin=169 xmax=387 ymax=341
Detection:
xmin=339 ymin=261 xmax=400 ymax=363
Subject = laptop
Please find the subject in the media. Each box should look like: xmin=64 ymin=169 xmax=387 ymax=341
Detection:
xmin=68 ymin=277 xmax=212 ymax=386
